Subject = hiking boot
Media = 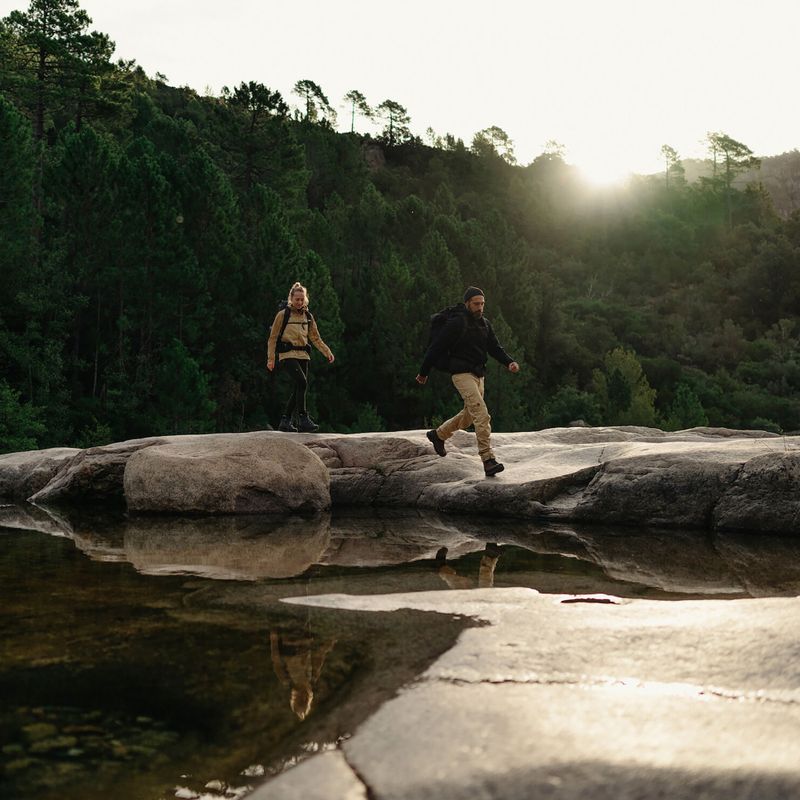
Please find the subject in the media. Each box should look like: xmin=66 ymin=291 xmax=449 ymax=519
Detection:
xmin=484 ymin=542 xmax=501 ymax=558
xmin=434 ymin=546 xmax=449 ymax=567
xmin=298 ymin=413 xmax=319 ymax=433
xmin=278 ymin=415 xmax=298 ymax=433
xmin=426 ymin=429 xmax=447 ymax=457
xmin=483 ymin=458 xmax=505 ymax=477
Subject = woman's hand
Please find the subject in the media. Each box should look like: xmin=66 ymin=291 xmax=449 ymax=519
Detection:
xmin=328 ymin=353 xmax=335 ymax=364
xmin=267 ymin=359 xmax=275 ymax=372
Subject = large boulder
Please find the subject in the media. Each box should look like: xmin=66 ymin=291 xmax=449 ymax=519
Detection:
xmin=28 ymin=439 xmax=164 ymax=504
xmin=123 ymin=435 xmax=330 ymax=514
xmin=0 ymin=448 xmax=80 ymax=500
xmin=713 ymin=452 xmax=800 ymax=533
xmin=571 ymin=453 xmax=741 ymax=527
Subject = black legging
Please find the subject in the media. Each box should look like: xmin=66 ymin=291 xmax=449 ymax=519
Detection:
xmin=282 ymin=358 xmax=309 ymax=416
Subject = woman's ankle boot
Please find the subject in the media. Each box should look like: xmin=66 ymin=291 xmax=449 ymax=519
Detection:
xmin=298 ymin=413 xmax=319 ymax=433
xmin=278 ymin=415 xmax=298 ymax=432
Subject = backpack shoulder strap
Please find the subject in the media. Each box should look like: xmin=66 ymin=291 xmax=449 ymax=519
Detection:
xmin=277 ymin=305 xmax=291 ymax=342
xmin=451 ymin=305 xmax=468 ymax=337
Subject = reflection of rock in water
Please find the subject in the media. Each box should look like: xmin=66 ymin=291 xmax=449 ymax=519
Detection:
xmin=323 ymin=512 xmax=491 ymax=566
xmin=59 ymin=513 xmax=332 ymax=581
xmin=0 ymin=502 xmax=74 ymax=538
xmin=714 ymin=532 xmax=800 ymax=596
xmin=563 ymin=528 xmax=747 ymax=596
xmin=8 ymin=501 xmax=800 ymax=597
xmin=123 ymin=514 xmax=331 ymax=580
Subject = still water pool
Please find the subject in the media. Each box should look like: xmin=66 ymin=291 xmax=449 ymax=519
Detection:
xmin=3 ymin=504 xmax=799 ymax=799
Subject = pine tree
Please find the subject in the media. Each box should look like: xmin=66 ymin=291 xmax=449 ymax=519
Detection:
xmin=593 ymin=348 xmax=658 ymax=427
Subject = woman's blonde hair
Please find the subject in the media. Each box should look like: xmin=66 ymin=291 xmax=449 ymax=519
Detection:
xmin=287 ymin=282 xmax=309 ymax=308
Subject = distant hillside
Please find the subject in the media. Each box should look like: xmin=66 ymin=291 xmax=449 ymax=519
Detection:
xmin=680 ymin=151 xmax=800 ymax=218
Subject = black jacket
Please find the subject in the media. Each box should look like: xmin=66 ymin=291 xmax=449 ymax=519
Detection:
xmin=420 ymin=307 xmax=513 ymax=378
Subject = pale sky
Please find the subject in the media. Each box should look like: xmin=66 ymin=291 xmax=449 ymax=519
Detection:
xmin=3 ymin=0 xmax=798 ymax=183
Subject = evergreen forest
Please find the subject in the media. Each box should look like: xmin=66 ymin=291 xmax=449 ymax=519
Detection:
xmin=2 ymin=0 xmax=800 ymax=454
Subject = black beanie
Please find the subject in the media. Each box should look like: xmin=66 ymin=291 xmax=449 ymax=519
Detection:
xmin=463 ymin=286 xmax=485 ymax=303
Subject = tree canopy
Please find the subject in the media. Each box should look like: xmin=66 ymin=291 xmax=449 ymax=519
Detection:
xmin=1 ymin=0 xmax=799 ymax=453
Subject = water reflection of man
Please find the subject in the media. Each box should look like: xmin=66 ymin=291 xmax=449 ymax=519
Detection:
xmin=269 ymin=626 xmax=336 ymax=720
xmin=435 ymin=542 xmax=501 ymax=589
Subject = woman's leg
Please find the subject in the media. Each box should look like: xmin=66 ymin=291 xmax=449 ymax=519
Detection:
xmin=296 ymin=360 xmax=310 ymax=415
xmin=282 ymin=359 xmax=308 ymax=417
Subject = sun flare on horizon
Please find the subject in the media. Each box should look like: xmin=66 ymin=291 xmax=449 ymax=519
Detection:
xmin=568 ymin=138 xmax=664 ymax=188
xmin=576 ymin=161 xmax=635 ymax=187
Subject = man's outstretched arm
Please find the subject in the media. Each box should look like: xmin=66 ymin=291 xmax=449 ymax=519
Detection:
xmin=486 ymin=321 xmax=517 ymax=370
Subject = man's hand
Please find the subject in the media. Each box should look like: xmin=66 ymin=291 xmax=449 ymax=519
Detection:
xmin=416 ymin=374 xmax=428 ymax=385
xmin=267 ymin=359 xmax=275 ymax=372
xmin=328 ymin=353 xmax=335 ymax=364
xmin=508 ymin=362 xmax=520 ymax=373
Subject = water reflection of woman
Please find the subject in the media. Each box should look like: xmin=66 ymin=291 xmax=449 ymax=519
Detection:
xmin=269 ymin=627 xmax=337 ymax=720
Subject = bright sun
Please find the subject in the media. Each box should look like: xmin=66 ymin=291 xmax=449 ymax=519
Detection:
xmin=577 ymin=161 xmax=633 ymax=187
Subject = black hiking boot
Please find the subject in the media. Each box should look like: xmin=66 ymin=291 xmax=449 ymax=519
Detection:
xmin=434 ymin=546 xmax=448 ymax=567
xmin=426 ymin=429 xmax=447 ymax=457
xmin=298 ymin=413 xmax=319 ymax=433
xmin=484 ymin=542 xmax=501 ymax=558
xmin=278 ymin=415 xmax=298 ymax=433
xmin=483 ymin=458 xmax=505 ymax=477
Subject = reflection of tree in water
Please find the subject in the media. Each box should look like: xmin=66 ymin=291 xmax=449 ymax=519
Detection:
xmin=270 ymin=620 xmax=337 ymax=720
xmin=435 ymin=543 xmax=501 ymax=590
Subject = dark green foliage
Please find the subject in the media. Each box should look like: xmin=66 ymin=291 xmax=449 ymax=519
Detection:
xmin=152 ymin=339 xmax=216 ymax=434
xmin=1 ymin=0 xmax=800 ymax=452
xmin=0 ymin=379 xmax=45 ymax=451
xmin=665 ymin=383 xmax=708 ymax=431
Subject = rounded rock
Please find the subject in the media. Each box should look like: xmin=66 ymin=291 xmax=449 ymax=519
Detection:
xmin=123 ymin=434 xmax=330 ymax=515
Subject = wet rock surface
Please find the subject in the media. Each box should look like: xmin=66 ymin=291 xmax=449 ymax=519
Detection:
xmin=263 ymin=588 xmax=800 ymax=800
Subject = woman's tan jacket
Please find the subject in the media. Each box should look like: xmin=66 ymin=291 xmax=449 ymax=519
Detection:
xmin=267 ymin=308 xmax=333 ymax=364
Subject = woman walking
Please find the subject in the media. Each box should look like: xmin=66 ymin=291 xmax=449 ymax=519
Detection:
xmin=267 ymin=282 xmax=335 ymax=432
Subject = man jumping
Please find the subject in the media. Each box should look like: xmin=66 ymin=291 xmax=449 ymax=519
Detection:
xmin=416 ymin=287 xmax=520 ymax=476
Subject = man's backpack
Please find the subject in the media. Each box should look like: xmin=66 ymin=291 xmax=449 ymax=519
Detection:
xmin=276 ymin=300 xmax=313 ymax=354
xmin=427 ymin=304 xmax=468 ymax=371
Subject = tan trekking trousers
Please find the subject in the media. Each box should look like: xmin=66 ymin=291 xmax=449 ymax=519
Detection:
xmin=436 ymin=372 xmax=494 ymax=461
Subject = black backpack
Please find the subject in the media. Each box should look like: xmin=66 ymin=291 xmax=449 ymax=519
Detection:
xmin=276 ymin=300 xmax=313 ymax=354
xmin=427 ymin=304 xmax=468 ymax=371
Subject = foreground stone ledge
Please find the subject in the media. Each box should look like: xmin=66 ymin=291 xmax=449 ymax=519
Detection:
xmin=1 ymin=426 xmax=799 ymax=529
xmin=248 ymin=750 xmax=366 ymax=800
xmin=266 ymin=588 xmax=800 ymax=800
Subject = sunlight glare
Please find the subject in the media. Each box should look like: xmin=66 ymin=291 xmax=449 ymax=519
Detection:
xmin=577 ymin=160 xmax=633 ymax=187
